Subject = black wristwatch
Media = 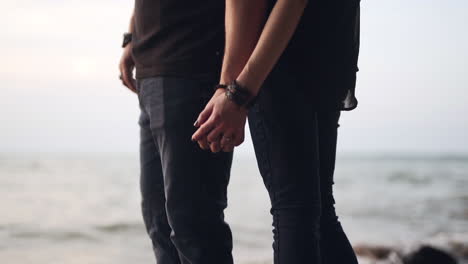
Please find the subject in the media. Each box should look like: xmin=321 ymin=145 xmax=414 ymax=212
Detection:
xmin=225 ymin=80 xmax=257 ymax=109
xmin=122 ymin=33 xmax=133 ymax=48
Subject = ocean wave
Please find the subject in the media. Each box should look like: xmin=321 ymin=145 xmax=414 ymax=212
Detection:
xmin=94 ymin=222 xmax=144 ymax=233
xmin=10 ymin=230 xmax=97 ymax=241
xmin=388 ymin=171 xmax=432 ymax=185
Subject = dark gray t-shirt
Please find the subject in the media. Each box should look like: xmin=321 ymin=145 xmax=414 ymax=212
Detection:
xmin=132 ymin=0 xmax=224 ymax=79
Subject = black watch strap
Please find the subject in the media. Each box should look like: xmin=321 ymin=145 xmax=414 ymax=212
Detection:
xmin=122 ymin=33 xmax=133 ymax=48
xmin=225 ymin=80 xmax=256 ymax=109
xmin=214 ymin=84 xmax=228 ymax=91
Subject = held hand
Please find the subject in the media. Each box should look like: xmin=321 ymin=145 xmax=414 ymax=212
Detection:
xmin=118 ymin=45 xmax=137 ymax=93
xmin=192 ymin=89 xmax=247 ymax=153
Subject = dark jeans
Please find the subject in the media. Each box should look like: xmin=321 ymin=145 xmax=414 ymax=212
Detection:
xmin=248 ymin=73 xmax=358 ymax=264
xmin=137 ymin=77 xmax=234 ymax=264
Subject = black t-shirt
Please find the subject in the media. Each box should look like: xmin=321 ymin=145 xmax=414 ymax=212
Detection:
xmin=132 ymin=0 xmax=360 ymax=111
xmin=132 ymin=0 xmax=224 ymax=79
xmin=268 ymin=0 xmax=360 ymax=111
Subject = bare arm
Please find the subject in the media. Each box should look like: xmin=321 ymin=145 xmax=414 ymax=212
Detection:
xmin=119 ymin=10 xmax=136 ymax=93
xmin=193 ymin=0 xmax=309 ymax=152
xmin=219 ymin=0 xmax=268 ymax=85
xmin=237 ymin=0 xmax=309 ymax=96
xmin=193 ymin=0 xmax=268 ymax=152
xmin=128 ymin=10 xmax=135 ymax=33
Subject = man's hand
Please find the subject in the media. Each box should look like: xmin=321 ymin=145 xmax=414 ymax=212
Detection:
xmin=192 ymin=89 xmax=247 ymax=153
xmin=119 ymin=45 xmax=137 ymax=93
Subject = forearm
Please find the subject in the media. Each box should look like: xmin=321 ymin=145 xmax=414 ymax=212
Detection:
xmin=128 ymin=10 xmax=135 ymax=33
xmin=119 ymin=9 xmax=137 ymax=93
xmin=219 ymin=0 xmax=268 ymax=85
xmin=237 ymin=0 xmax=308 ymax=96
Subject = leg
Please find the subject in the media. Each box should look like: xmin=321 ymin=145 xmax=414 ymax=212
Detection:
xmin=248 ymin=73 xmax=322 ymax=264
xmin=139 ymin=103 xmax=180 ymax=264
xmin=139 ymin=77 xmax=234 ymax=264
xmin=317 ymin=111 xmax=358 ymax=264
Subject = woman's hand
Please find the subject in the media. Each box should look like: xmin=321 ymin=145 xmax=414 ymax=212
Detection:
xmin=192 ymin=89 xmax=248 ymax=153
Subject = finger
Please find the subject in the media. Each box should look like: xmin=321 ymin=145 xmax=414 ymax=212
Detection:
xmin=128 ymin=77 xmax=137 ymax=92
xmin=222 ymin=141 xmax=234 ymax=152
xmin=233 ymin=130 xmax=245 ymax=147
xmin=124 ymin=75 xmax=137 ymax=93
xmin=207 ymin=126 xmax=224 ymax=143
xmin=119 ymin=66 xmax=128 ymax=88
xmin=222 ymin=132 xmax=235 ymax=152
xmin=197 ymin=138 xmax=210 ymax=150
xmin=195 ymin=104 xmax=213 ymax=127
xmin=122 ymin=73 xmax=135 ymax=92
xmin=220 ymin=132 xmax=234 ymax=148
xmin=122 ymin=67 xmax=137 ymax=93
xmin=192 ymin=120 xmax=216 ymax=141
xmin=210 ymin=141 xmax=221 ymax=153
xmin=120 ymin=78 xmax=129 ymax=88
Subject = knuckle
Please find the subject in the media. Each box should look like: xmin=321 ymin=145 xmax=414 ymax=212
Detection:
xmin=207 ymin=132 xmax=216 ymax=140
xmin=224 ymin=145 xmax=233 ymax=152
xmin=200 ymin=126 xmax=210 ymax=135
xmin=204 ymin=120 xmax=214 ymax=128
xmin=212 ymin=114 xmax=222 ymax=123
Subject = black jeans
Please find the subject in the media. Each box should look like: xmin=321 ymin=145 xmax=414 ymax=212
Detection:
xmin=248 ymin=72 xmax=358 ymax=264
xmin=137 ymin=77 xmax=234 ymax=264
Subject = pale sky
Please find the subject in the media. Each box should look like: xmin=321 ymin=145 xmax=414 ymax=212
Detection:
xmin=1 ymin=0 xmax=468 ymax=155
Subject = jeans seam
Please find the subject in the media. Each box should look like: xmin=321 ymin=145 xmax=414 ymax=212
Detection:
xmin=251 ymin=102 xmax=280 ymax=263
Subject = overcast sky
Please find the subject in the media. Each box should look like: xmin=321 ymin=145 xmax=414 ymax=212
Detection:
xmin=1 ymin=0 xmax=467 ymax=155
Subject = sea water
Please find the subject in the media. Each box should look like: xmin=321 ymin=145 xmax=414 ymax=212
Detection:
xmin=0 ymin=153 xmax=467 ymax=264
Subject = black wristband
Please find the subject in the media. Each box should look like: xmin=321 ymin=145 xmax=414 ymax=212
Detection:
xmin=214 ymin=84 xmax=228 ymax=91
xmin=225 ymin=80 xmax=256 ymax=109
xmin=122 ymin=33 xmax=133 ymax=48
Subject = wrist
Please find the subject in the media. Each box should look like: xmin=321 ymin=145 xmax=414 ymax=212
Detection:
xmin=123 ymin=44 xmax=133 ymax=60
xmin=122 ymin=32 xmax=133 ymax=48
xmin=224 ymin=80 xmax=257 ymax=109
xmin=124 ymin=42 xmax=133 ymax=51
xmin=213 ymin=84 xmax=227 ymax=95
xmin=214 ymin=83 xmax=227 ymax=90
xmin=236 ymin=74 xmax=259 ymax=98
xmin=219 ymin=70 xmax=238 ymax=86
